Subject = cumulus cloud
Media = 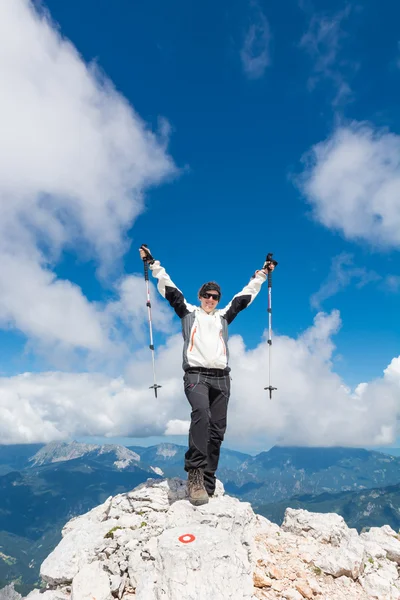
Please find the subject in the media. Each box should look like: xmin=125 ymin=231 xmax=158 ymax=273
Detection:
xmin=0 ymin=0 xmax=175 ymax=353
xmin=0 ymin=253 xmax=105 ymax=351
xmin=299 ymin=122 xmax=400 ymax=248
xmin=105 ymin=275 xmax=176 ymax=348
xmin=164 ymin=420 xmax=190 ymax=436
xmin=311 ymin=252 xmax=380 ymax=309
xmin=240 ymin=3 xmax=271 ymax=79
xmin=2 ymin=312 xmax=400 ymax=447
xmin=0 ymin=335 xmax=187 ymax=444
xmin=227 ymin=311 xmax=400 ymax=447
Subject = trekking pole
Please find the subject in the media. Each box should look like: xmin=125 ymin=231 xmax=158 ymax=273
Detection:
xmin=140 ymin=244 xmax=162 ymax=398
xmin=264 ymin=253 xmax=278 ymax=399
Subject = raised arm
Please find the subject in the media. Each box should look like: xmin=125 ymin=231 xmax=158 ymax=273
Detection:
xmin=219 ymin=256 xmax=277 ymax=325
xmin=139 ymin=246 xmax=195 ymax=318
xmin=219 ymin=270 xmax=267 ymax=324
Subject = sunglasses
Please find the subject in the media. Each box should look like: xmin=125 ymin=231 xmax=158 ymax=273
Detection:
xmin=202 ymin=292 xmax=220 ymax=301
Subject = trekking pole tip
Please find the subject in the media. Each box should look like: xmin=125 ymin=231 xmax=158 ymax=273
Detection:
xmin=149 ymin=384 xmax=162 ymax=398
xmin=264 ymin=385 xmax=277 ymax=399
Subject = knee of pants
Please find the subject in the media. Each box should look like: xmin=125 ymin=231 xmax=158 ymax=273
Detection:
xmin=191 ymin=406 xmax=210 ymax=422
xmin=209 ymin=420 xmax=227 ymax=442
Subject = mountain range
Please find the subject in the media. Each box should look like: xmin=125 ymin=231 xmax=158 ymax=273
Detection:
xmin=0 ymin=443 xmax=160 ymax=594
xmin=220 ymin=445 xmax=400 ymax=503
xmin=1 ymin=440 xmax=400 ymax=594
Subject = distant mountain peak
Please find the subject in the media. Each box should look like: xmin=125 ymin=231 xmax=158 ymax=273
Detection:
xmin=28 ymin=441 xmax=140 ymax=469
xmin=96 ymin=444 xmax=140 ymax=464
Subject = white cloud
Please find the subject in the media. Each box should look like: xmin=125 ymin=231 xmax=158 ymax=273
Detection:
xmin=105 ymin=274 xmax=176 ymax=349
xmin=227 ymin=311 xmax=400 ymax=447
xmin=241 ymin=4 xmax=271 ymax=79
xmin=300 ymin=122 xmax=400 ymax=248
xmin=300 ymin=6 xmax=355 ymax=105
xmin=164 ymin=420 xmax=190 ymax=435
xmin=2 ymin=312 xmax=400 ymax=447
xmin=311 ymin=252 xmax=380 ymax=309
xmin=0 ymin=0 xmax=176 ymax=353
xmin=0 ymin=253 xmax=106 ymax=350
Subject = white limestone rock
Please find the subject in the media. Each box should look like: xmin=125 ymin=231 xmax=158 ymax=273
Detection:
xmin=282 ymin=589 xmax=303 ymax=600
xmin=71 ymin=562 xmax=112 ymax=600
xmin=134 ymin=562 xmax=157 ymax=600
xmin=40 ymin=517 xmax=119 ymax=585
xmin=165 ymin=495 xmax=255 ymax=539
xmin=23 ymin=477 xmax=400 ymax=600
xmin=128 ymin=545 xmax=153 ymax=588
xmin=109 ymin=573 xmax=123 ymax=595
xmin=0 ymin=584 xmax=22 ymax=600
xmin=254 ymin=514 xmax=281 ymax=536
xmin=313 ymin=536 xmax=365 ymax=579
xmin=282 ymin=508 xmax=354 ymax=546
xmin=155 ymin=524 xmax=254 ymax=600
xmin=359 ymin=556 xmax=400 ymax=600
xmin=361 ymin=526 xmax=400 ymax=564
xmin=126 ymin=478 xmax=182 ymax=511
xmin=62 ymin=496 xmax=112 ymax=536
xmin=24 ymin=592 xmax=69 ymax=599
xmin=359 ymin=571 xmax=400 ymax=600
xmin=363 ymin=540 xmax=388 ymax=560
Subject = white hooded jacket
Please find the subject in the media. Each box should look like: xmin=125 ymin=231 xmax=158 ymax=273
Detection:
xmin=150 ymin=261 xmax=267 ymax=371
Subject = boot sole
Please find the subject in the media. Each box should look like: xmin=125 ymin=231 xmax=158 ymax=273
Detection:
xmin=189 ymin=496 xmax=209 ymax=506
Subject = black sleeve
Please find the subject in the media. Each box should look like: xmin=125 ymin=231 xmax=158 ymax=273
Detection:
xmin=219 ymin=271 xmax=267 ymax=324
xmin=149 ymin=261 xmax=196 ymax=318
xmin=165 ymin=286 xmax=192 ymax=319
xmin=221 ymin=295 xmax=252 ymax=325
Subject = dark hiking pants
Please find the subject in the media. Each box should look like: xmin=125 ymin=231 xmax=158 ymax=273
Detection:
xmin=183 ymin=368 xmax=230 ymax=495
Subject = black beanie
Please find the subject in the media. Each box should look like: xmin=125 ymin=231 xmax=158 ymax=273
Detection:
xmin=199 ymin=281 xmax=221 ymax=298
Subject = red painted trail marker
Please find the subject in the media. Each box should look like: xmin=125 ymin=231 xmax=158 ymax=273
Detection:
xmin=178 ymin=533 xmax=196 ymax=544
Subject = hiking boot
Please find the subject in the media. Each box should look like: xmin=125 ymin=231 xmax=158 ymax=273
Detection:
xmin=187 ymin=469 xmax=209 ymax=506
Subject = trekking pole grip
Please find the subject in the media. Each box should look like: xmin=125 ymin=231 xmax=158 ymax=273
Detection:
xmin=265 ymin=253 xmax=278 ymax=287
xmin=141 ymin=243 xmax=154 ymax=281
xmin=143 ymin=260 xmax=149 ymax=281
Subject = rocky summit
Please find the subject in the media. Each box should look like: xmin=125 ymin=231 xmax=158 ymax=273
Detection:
xmin=11 ymin=478 xmax=400 ymax=600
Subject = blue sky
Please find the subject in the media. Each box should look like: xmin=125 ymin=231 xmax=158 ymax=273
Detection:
xmin=0 ymin=0 xmax=399 ymax=452
xmin=44 ymin=0 xmax=400 ymax=382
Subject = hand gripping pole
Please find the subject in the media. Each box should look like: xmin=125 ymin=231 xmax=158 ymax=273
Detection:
xmin=141 ymin=245 xmax=162 ymax=398
xmin=264 ymin=253 xmax=278 ymax=399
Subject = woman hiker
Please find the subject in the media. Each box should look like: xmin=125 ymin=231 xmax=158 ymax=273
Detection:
xmin=139 ymin=245 xmax=276 ymax=506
